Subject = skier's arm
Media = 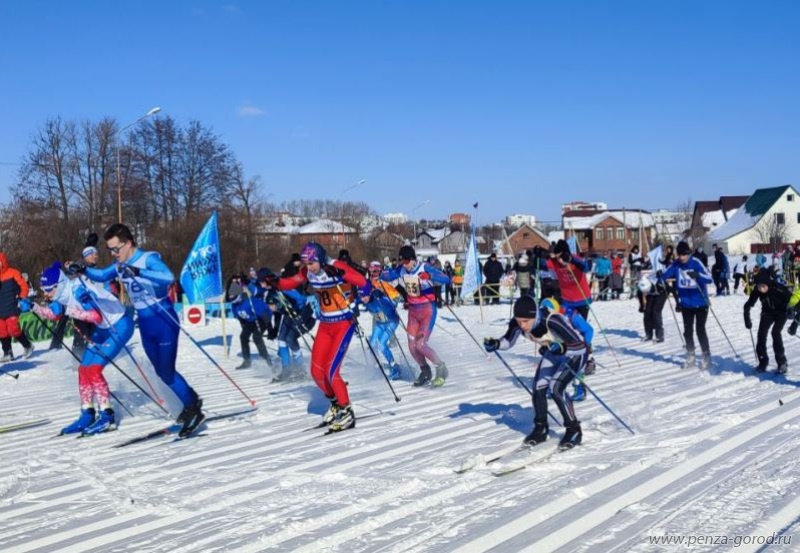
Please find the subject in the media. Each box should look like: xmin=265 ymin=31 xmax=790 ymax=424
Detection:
xmin=379 ymin=267 xmax=402 ymax=282
xmin=499 ymin=319 xmax=523 ymax=349
xmin=11 ymin=269 xmax=29 ymax=299
xmin=568 ymin=255 xmax=589 ymax=273
xmin=788 ymin=288 xmax=800 ymax=309
xmin=691 ymin=260 xmax=714 ymax=285
xmin=141 ymin=253 xmax=175 ymax=287
xmin=32 ymin=301 xmax=64 ymax=321
xmin=547 ymin=315 xmax=587 ymax=355
xmin=423 ymin=263 xmax=450 ymax=285
xmin=85 ymin=263 xmax=119 ymax=283
xmin=65 ymin=304 xmax=103 ymax=324
xmin=334 ymin=259 xmax=368 ymax=289
xmin=283 ymin=289 xmax=307 ymax=309
xmin=276 ymin=268 xmax=308 ymax=291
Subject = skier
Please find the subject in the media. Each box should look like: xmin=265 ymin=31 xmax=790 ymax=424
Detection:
xmin=638 ymin=268 xmax=667 ymax=342
xmin=262 ymin=270 xmax=313 ymax=382
xmin=228 ymin=273 xmax=272 ymax=371
xmin=513 ymin=254 xmax=532 ymax=298
xmin=483 ymin=295 xmax=585 ymax=449
xmin=744 ymin=270 xmax=794 ymax=374
xmin=360 ymin=272 xmax=403 ymax=381
xmin=380 ymin=245 xmax=451 ymax=387
xmin=0 ymin=252 xmax=34 ymax=362
xmin=77 ymin=223 xmax=205 ymax=437
xmin=24 ymin=262 xmax=134 ymax=435
xmin=733 ymin=256 xmax=749 ymax=294
xmin=660 ymin=241 xmax=714 ymax=369
xmin=266 ymin=242 xmax=368 ymax=431
xmin=540 ymin=297 xmax=594 ymax=400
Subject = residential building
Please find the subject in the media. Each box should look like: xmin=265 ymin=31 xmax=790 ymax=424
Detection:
xmin=505 ymin=214 xmax=537 ymax=228
xmin=500 ymin=223 xmax=549 ymax=254
xmin=561 ymin=201 xmax=607 ymax=215
xmin=689 ymin=196 xmax=749 ymax=242
xmin=384 ymin=212 xmax=408 ymax=224
xmin=562 ymin=209 xmax=655 ymax=254
xmin=706 ymin=185 xmax=800 ymax=254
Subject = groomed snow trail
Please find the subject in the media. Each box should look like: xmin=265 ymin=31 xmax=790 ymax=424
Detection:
xmin=1 ymin=296 xmax=798 ymax=552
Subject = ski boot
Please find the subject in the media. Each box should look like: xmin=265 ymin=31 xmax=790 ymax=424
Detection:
xmin=329 ymin=404 xmax=355 ymax=432
xmin=388 ymin=363 xmax=402 ymax=381
xmin=584 ymin=358 xmax=596 ymax=376
xmin=177 ymin=398 xmax=205 ymax=438
xmin=322 ymin=398 xmax=340 ymax=426
xmin=0 ymin=352 xmax=12 ymax=363
xmin=82 ymin=408 xmax=115 ymax=436
xmin=777 ymin=362 xmax=788 ymax=376
xmin=641 ymin=335 xmax=653 ymax=342
xmin=414 ymin=365 xmax=432 ymax=387
xmin=755 ymin=362 xmax=768 ymax=374
xmin=523 ymin=420 xmax=548 ymax=446
xmin=23 ymin=345 xmax=34 ymax=359
xmin=432 ymin=363 xmax=448 ymax=387
xmin=235 ymin=359 xmax=252 ymax=370
xmin=61 ymin=408 xmax=96 ymax=435
xmin=572 ymin=382 xmax=587 ymax=402
xmin=698 ymin=352 xmax=712 ymax=370
xmin=682 ymin=351 xmax=696 ymax=369
xmin=559 ymin=423 xmax=583 ymax=450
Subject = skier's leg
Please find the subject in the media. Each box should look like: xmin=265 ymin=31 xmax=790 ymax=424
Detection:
xmin=653 ymin=294 xmax=666 ymax=340
xmin=414 ymin=303 xmax=442 ymax=366
xmin=309 ymin=322 xmax=337 ymax=398
xmin=549 ymin=356 xmax=580 ymax=426
xmin=239 ymin=321 xmax=253 ymax=361
xmin=7 ymin=317 xmax=32 ymax=349
xmin=681 ymin=308 xmax=696 ymax=352
xmin=695 ymin=307 xmax=710 ymax=355
xmin=140 ymin=315 xmax=197 ymax=408
xmin=756 ymin=313 xmax=770 ymax=366
xmin=405 ymin=306 xmax=425 ymax=365
xmin=327 ymin=320 xmax=356 ymax=407
xmin=771 ymin=313 xmax=787 ymax=365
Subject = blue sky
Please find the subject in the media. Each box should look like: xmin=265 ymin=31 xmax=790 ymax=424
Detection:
xmin=0 ymin=1 xmax=798 ymax=223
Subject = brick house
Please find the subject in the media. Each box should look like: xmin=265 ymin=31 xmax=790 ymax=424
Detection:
xmin=562 ymin=209 xmax=655 ymax=254
xmin=500 ymin=223 xmax=549 ymax=255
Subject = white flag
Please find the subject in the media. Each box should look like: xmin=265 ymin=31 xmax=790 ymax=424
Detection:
xmin=460 ymin=231 xmax=483 ymax=299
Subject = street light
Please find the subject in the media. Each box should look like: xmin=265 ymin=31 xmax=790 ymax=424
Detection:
xmin=117 ymin=106 xmax=162 ymax=223
xmin=411 ymin=199 xmax=431 ymax=247
xmin=338 ymin=179 xmax=366 ymax=248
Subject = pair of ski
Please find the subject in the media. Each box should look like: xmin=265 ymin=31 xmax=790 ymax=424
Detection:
xmin=0 ymin=418 xmax=50 ymax=435
xmin=303 ymin=412 xmax=383 ymax=435
xmin=456 ymin=438 xmax=566 ymax=476
xmin=114 ymin=408 xmax=258 ymax=448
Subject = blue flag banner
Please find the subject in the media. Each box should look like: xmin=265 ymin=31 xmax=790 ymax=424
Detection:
xmin=567 ymin=236 xmax=579 ymax=254
xmin=648 ymin=245 xmax=664 ymax=273
xmin=460 ymin=231 xmax=483 ymax=299
xmin=180 ymin=212 xmax=223 ymax=305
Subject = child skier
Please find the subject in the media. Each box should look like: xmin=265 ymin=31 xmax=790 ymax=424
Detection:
xmin=23 ymin=262 xmax=134 ymax=435
xmin=380 ymin=245 xmax=451 ymax=387
xmin=360 ymin=283 xmax=403 ymax=381
xmin=744 ymin=270 xmax=794 ymax=374
xmin=660 ymin=241 xmax=714 ymax=369
xmin=483 ymin=295 xmax=586 ymax=449
xmin=267 ymin=242 xmax=368 ymax=431
xmin=262 ymin=272 xmax=312 ymax=382
xmin=228 ymin=273 xmax=272 ymax=371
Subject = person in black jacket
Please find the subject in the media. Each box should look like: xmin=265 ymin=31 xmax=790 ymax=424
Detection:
xmin=482 ymin=253 xmax=504 ymax=304
xmin=693 ymin=245 xmax=708 ymax=268
xmin=744 ymin=270 xmax=795 ymax=374
xmin=282 ymin=253 xmax=302 ymax=278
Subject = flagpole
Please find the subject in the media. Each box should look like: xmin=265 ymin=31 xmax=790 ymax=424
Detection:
xmin=472 ymin=202 xmax=484 ymax=323
xmin=215 ymin=213 xmax=229 ymax=359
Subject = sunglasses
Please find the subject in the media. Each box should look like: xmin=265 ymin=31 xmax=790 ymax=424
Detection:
xmin=106 ymin=243 xmax=128 ymax=254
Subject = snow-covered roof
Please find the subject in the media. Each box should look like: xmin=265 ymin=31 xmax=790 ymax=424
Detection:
xmin=707 ymin=186 xmax=796 ymax=242
xmin=701 ymin=209 xmax=739 ymax=229
xmin=563 ymin=210 xmax=654 ymax=231
xmin=548 ymin=230 xmax=564 ymax=243
xmin=295 ymin=219 xmax=356 ymax=234
xmin=421 ymin=228 xmax=451 ymax=242
xmin=707 ymin=208 xmax=759 ymax=241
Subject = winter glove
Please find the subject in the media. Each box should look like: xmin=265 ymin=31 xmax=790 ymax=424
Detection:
xmin=65 ymin=261 xmax=86 ymax=276
xmin=266 ymin=326 xmax=278 ymax=340
xmin=418 ymin=272 xmax=431 ymax=281
xmin=322 ymin=264 xmax=345 ymax=278
xmin=118 ymin=264 xmax=140 ymax=278
xmin=560 ymin=251 xmax=571 ymax=263
xmin=638 ymin=305 xmax=645 ymax=313
xmin=539 ymin=342 xmax=566 ymax=356
xmin=18 ymin=299 xmax=31 ymax=313
xmin=75 ymin=288 xmax=94 ymax=306
xmin=744 ymin=309 xmax=752 ymax=330
xmin=483 ymin=337 xmax=500 ymax=352
xmin=789 ymin=321 xmax=798 ymax=336
xmin=687 ymin=270 xmax=699 ymax=281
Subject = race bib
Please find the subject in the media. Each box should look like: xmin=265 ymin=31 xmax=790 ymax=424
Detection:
xmin=403 ymin=275 xmax=421 ymax=297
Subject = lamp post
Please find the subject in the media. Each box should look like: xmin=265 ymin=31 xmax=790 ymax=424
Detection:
xmin=117 ymin=107 xmax=161 ymax=223
xmin=411 ymin=199 xmax=431 ymax=247
xmin=338 ymin=178 xmax=366 ymax=248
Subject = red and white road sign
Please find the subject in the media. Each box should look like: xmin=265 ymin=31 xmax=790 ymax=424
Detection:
xmin=185 ymin=305 xmax=206 ymax=327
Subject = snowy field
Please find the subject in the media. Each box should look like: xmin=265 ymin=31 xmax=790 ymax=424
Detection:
xmin=1 ymin=296 xmax=799 ymax=552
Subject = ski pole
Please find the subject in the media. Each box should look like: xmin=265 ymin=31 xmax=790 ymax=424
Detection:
xmin=336 ymin=284 xmax=400 ymax=402
xmin=493 ymin=350 xmax=562 ymax=427
xmin=128 ymin=274 xmax=258 ymax=406
xmin=663 ymin=287 xmax=687 ymax=349
xmin=390 ymin=326 xmax=414 ymax=377
xmin=445 ymin=304 xmax=487 ymax=357
xmin=749 ymin=327 xmax=758 ymax=362
xmin=559 ymin=358 xmax=635 ymax=435
xmin=0 ymin=363 xmax=19 ymax=379
xmin=273 ymin=292 xmax=314 ymax=352
xmin=697 ymin=285 xmax=741 ymax=359
xmin=30 ymin=311 xmax=136 ymax=417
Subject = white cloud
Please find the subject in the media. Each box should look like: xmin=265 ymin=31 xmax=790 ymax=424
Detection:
xmin=237 ymin=104 xmax=267 ymax=117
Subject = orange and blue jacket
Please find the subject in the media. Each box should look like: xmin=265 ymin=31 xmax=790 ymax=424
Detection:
xmin=0 ymin=252 xmax=29 ymax=318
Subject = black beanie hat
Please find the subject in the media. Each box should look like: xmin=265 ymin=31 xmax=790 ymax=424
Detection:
xmin=676 ymin=241 xmax=691 ymax=255
xmin=513 ymin=295 xmax=538 ymax=318
xmin=257 ymin=267 xmax=274 ymax=282
xmin=755 ymin=270 xmax=772 ymax=287
xmin=554 ymin=239 xmax=570 ymax=256
xmin=399 ymin=245 xmax=416 ymax=261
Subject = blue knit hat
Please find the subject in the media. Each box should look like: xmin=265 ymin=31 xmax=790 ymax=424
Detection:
xmin=300 ymin=242 xmax=326 ymax=263
xmin=40 ymin=262 xmax=64 ymax=291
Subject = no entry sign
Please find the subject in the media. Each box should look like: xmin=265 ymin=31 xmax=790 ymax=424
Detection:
xmin=185 ymin=305 xmax=206 ymax=327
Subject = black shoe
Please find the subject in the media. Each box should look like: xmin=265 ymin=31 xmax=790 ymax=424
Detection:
xmin=777 ymin=363 xmax=788 ymax=375
xmin=413 ymin=365 xmax=432 ymax=387
xmin=236 ymin=359 xmax=252 ymax=370
xmin=178 ymin=399 xmax=205 ymax=438
xmin=523 ymin=421 xmax=548 ymax=446
xmin=559 ymin=423 xmax=582 ymax=450
xmin=584 ymin=358 xmax=596 ymax=376
xmin=755 ymin=363 xmax=768 ymax=373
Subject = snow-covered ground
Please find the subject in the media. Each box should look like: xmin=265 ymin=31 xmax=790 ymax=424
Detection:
xmin=1 ymin=296 xmax=799 ymax=552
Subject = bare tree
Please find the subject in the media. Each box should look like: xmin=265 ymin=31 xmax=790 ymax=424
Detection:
xmin=751 ymin=214 xmax=793 ymax=251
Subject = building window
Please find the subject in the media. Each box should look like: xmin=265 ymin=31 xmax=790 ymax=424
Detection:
xmin=616 ymin=227 xmax=625 ymax=240
xmin=606 ymin=228 xmax=614 ymax=241
xmin=776 ymin=212 xmax=785 ymax=225
xmin=523 ymin=232 xmax=529 ymax=239
xmin=788 ymin=194 xmax=795 ymax=202
xmin=595 ymin=228 xmax=603 ymax=240
xmin=632 ymin=229 xmax=640 ymax=241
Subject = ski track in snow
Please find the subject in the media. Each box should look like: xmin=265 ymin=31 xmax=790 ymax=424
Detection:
xmin=1 ymin=296 xmax=799 ymax=552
